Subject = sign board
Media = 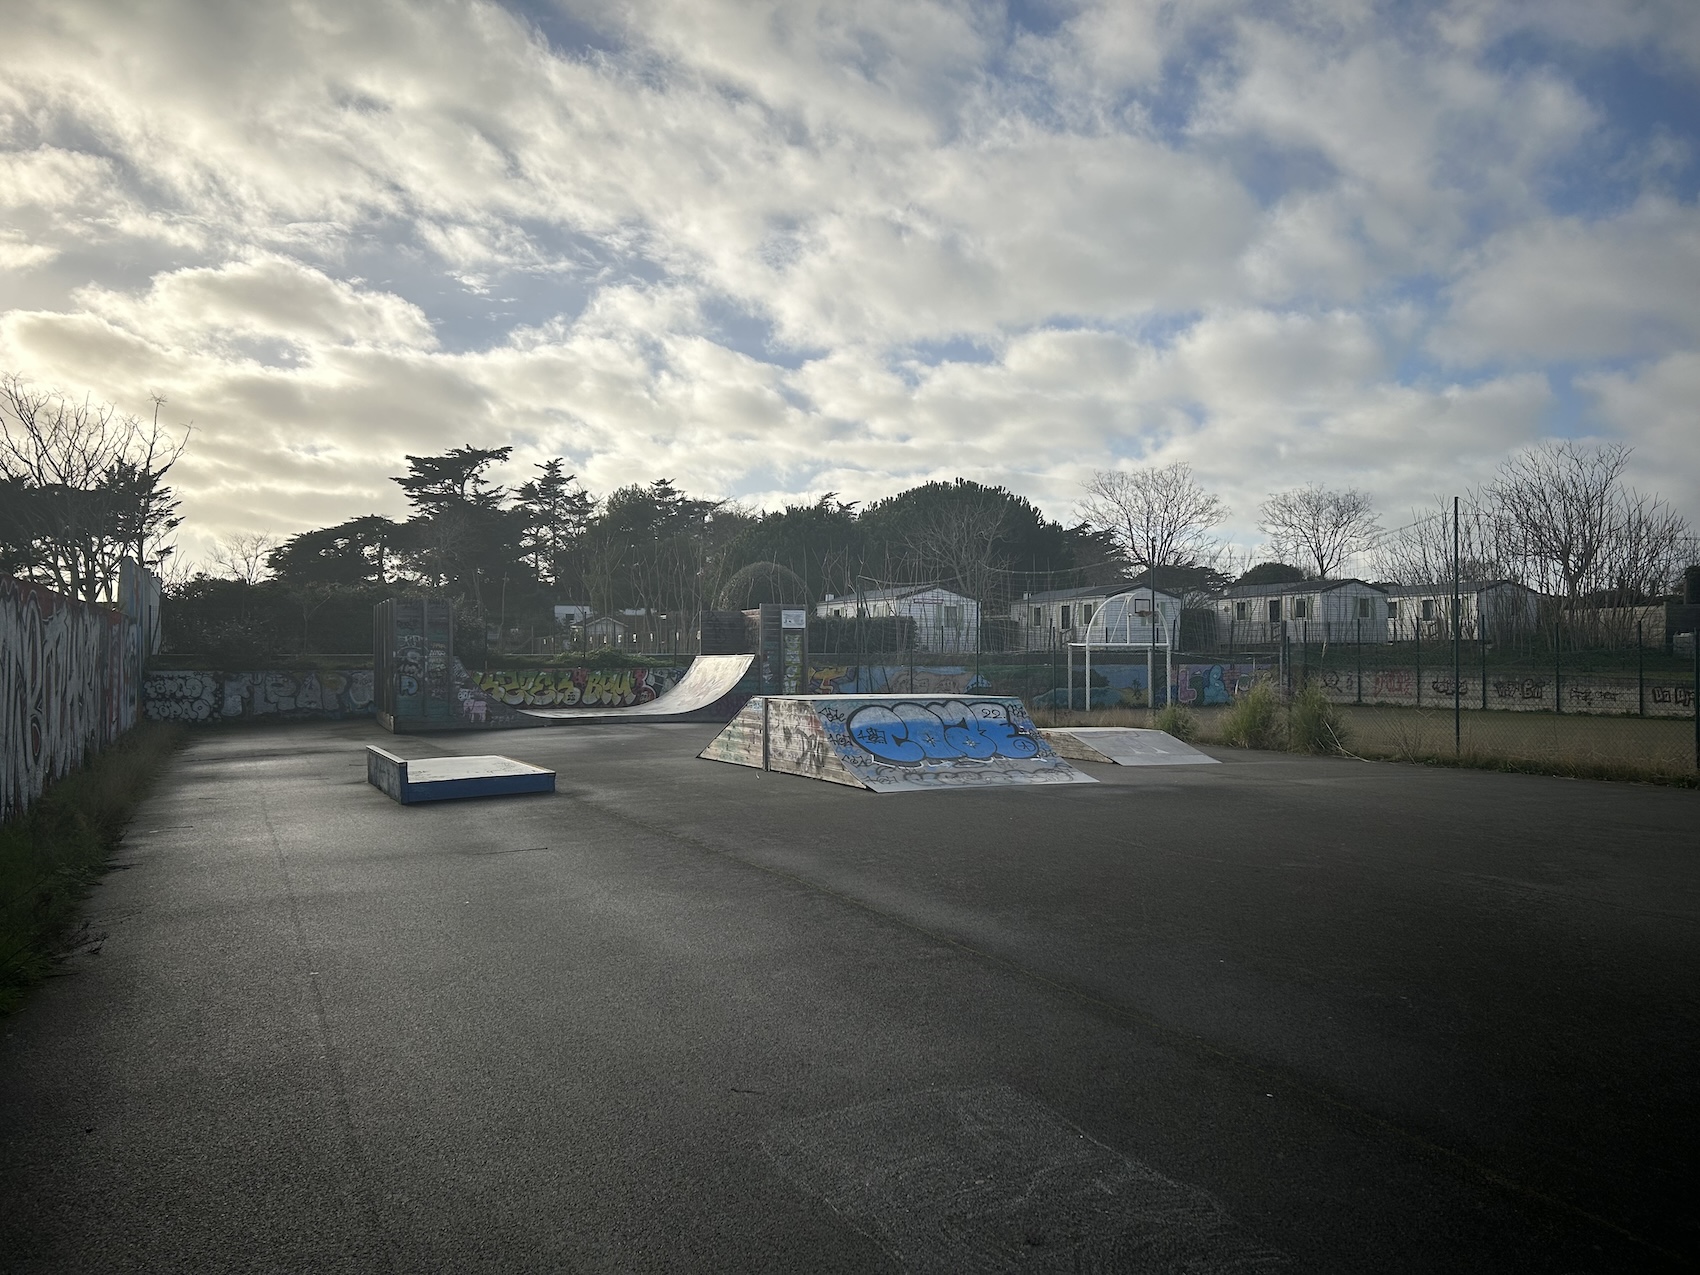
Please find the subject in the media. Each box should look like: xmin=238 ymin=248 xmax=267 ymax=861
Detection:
xmin=781 ymin=608 xmax=807 ymax=630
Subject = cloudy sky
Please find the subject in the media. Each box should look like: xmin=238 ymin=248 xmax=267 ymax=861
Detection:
xmin=3 ymin=0 xmax=1698 ymax=565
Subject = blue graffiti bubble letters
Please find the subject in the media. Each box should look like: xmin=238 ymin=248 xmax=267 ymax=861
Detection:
xmin=845 ymin=700 xmax=1040 ymax=766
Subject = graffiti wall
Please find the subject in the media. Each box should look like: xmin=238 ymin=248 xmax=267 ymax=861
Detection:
xmin=2 ymin=574 xmax=135 ymax=822
xmin=144 ymin=663 xmax=689 ymax=728
xmin=1313 ymin=667 xmax=1697 ymax=718
xmin=452 ymin=664 xmax=686 ymax=726
xmin=144 ymin=669 xmax=377 ymax=723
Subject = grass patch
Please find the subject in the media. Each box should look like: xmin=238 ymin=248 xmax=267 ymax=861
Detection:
xmin=1152 ymin=703 xmax=1200 ymax=742
xmin=0 ymin=722 xmax=185 ymax=1015
xmin=1288 ymin=685 xmax=1350 ymax=755
xmin=1220 ymin=682 xmax=1287 ymax=750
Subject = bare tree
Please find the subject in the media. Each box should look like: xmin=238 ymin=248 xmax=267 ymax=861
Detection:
xmin=1488 ymin=441 xmax=1692 ymax=607
xmin=0 ymin=373 xmax=188 ymax=602
xmin=209 ymin=532 xmax=278 ymax=584
xmin=1258 ymin=484 xmax=1381 ymax=579
xmin=1077 ymin=463 xmax=1228 ymax=573
xmin=904 ymin=492 xmax=1009 ymax=605
xmin=1374 ymin=497 xmax=1510 ymax=585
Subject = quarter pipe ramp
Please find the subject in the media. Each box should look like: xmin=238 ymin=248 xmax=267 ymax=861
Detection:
xmin=520 ymin=653 xmax=756 ymax=724
xmin=700 ymin=695 xmax=1095 ymax=792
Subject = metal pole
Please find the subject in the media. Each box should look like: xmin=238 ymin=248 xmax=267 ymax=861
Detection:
xmin=1085 ymin=629 xmax=1092 ymax=715
xmin=1693 ymin=625 xmax=1698 ymax=771
xmin=1453 ymin=495 xmax=1462 ymax=755
xmin=1146 ymin=590 xmax=1155 ymax=714
xmin=1638 ymin=619 xmax=1645 ymax=717
xmin=1356 ymin=616 xmax=1363 ymax=704
xmin=1067 ymin=641 xmax=1074 ymax=712
xmin=1415 ymin=617 xmax=1422 ymax=708
xmin=1554 ymin=626 xmax=1562 ymax=715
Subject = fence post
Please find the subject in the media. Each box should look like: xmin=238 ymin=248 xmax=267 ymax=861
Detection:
xmin=1638 ymin=619 xmax=1645 ymax=717
xmin=1415 ymin=620 xmax=1422 ymax=708
xmin=1480 ymin=627 xmax=1487 ymax=711
xmin=1693 ymin=626 xmax=1698 ymax=771
xmin=1356 ymin=617 xmax=1363 ymax=704
xmin=1554 ymin=627 xmax=1562 ymax=716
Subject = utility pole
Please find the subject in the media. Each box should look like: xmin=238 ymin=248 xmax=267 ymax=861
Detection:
xmin=1453 ymin=496 xmax=1461 ymax=755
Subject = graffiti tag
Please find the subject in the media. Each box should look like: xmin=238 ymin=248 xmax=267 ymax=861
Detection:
xmin=845 ymin=700 xmax=1041 ymax=766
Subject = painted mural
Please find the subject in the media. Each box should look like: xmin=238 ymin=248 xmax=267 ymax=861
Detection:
xmin=144 ymin=669 xmax=377 ymax=722
xmin=1316 ymin=667 xmax=1697 ymax=718
xmin=2 ymin=574 xmax=135 ymax=822
xmin=143 ymin=662 xmax=688 ymax=727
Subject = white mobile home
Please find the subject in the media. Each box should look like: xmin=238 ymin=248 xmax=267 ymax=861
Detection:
xmin=817 ymin=584 xmax=980 ymax=653
xmin=1212 ymin=579 xmax=1387 ymax=646
xmin=1012 ymin=583 xmax=1180 ymax=649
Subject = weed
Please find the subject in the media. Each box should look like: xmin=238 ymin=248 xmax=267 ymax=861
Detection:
xmin=1153 ymin=703 xmax=1199 ymax=742
xmin=1289 ymin=685 xmax=1350 ymax=755
xmin=1220 ymin=681 xmax=1286 ymax=749
xmin=0 ymin=722 xmax=183 ymax=1014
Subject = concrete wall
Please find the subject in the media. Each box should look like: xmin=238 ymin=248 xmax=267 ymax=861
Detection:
xmin=2 ymin=574 xmax=135 ymax=821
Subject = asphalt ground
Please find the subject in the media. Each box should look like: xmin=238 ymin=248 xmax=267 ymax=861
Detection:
xmin=1 ymin=718 xmax=1696 ymax=1272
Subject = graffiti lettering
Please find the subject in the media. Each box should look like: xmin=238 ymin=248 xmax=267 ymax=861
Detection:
xmin=1373 ymin=670 xmax=1414 ymax=697
xmin=845 ymin=700 xmax=1041 ymax=766
xmin=2 ymin=576 xmax=133 ymax=821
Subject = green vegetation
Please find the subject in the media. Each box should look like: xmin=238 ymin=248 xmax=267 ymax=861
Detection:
xmin=1220 ymin=681 xmax=1287 ymax=749
xmin=0 ymin=723 xmax=184 ymax=1014
xmin=1152 ymin=703 xmax=1199 ymax=742
xmin=1288 ymin=684 xmax=1350 ymax=754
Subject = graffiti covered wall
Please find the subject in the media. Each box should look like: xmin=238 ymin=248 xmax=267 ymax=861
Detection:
xmin=144 ymin=669 xmax=377 ymax=722
xmin=2 ymin=574 xmax=134 ymax=822
xmin=144 ymin=664 xmax=689 ymax=727
xmin=1311 ymin=667 xmax=1696 ymax=718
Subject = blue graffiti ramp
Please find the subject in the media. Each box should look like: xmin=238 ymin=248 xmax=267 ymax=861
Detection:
xmin=1040 ymin=728 xmax=1220 ymax=767
xmin=366 ymin=746 xmax=555 ymax=804
xmin=699 ymin=696 xmax=1095 ymax=792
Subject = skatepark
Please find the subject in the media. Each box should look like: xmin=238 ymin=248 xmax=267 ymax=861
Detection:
xmin=1 ymin=711 xmax=1695 ymax=1272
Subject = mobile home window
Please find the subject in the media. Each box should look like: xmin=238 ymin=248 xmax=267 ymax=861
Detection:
xmin=1235 ymin=601 xmax=1249 ymax=620
xmin=1293 ymin=598 xmax=1310 ymax=620
xmin=1268 ymin=600 xmax=1281 ymax=622
xmin=1357 ymin=597 xmax=1371 ymax=619
xmin=1386 ymin=600 xmax=1398 ymax=619
xmin=1421 ymin=599 xmax=1435 ymax=621
xmin=944 ymin=604 xmax=963 ymax=628
xmin=1031 ymin=607 xmax=1042 ymax=627
xmin=1060 ymin=605 xmax=1071 ymax=629
xmin=1082 ymin=603 xmax=1095 ymax=624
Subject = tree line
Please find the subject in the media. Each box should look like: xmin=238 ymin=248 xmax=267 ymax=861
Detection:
xmin=2 ymin=370 xmax=1692 ymax=659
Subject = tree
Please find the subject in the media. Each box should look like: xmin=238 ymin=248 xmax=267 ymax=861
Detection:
xmin=513 ymin=459 xmax=592 ymax=588
xmin=1236 ymin=562 xmax=1308 ymax=585
xmin=0 ymin=373 xmax=187 ymax=602
xmin=1077 ymin=463 xmax=1228 ymax=574
xmin=1486 ymin=441 xmax=1692 ymax=607
xmin=390 ymin=445 xmax=523 ymax=608
xmin=268 ymin=516 xmax=402 ymax=587
xmin=1258 ymin=484 xmax=1381 ymax=579
xmin=209 ymin=532 xmax=277 ymax=584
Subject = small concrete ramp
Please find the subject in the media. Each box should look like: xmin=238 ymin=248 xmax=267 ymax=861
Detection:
xmin=1041 ymin=727 xmax=1219 ymax=767
xmin=521 ymin=653 xmax=756 ymax=724
xmin=701 ymin=695 xmax=1095 ymax=792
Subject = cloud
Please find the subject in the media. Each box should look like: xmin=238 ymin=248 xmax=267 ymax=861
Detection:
xmin=0 ymin=0 xmax=1696 ymax=560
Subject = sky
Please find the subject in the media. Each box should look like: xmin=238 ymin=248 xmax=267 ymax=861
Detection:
xmin=2 ymin=0 xmax=1698 ymax=568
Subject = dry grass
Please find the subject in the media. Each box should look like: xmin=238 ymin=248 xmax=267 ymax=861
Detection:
xmin=0 ymin=722 xmax=185 ymax=1014
xmin=1032 ymin=699 xmax=1698 ymax=786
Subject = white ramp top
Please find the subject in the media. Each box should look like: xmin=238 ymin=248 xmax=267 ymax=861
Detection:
xmin=521 ymin=653 xmax=754 ymax=722
xmin=1041 ymin=727 xmax=1220 ymax=767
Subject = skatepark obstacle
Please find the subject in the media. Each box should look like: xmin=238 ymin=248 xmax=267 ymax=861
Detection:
xmin=521 ymin=652 xmax=757 ymax=724
xmin=366 ymin=746 xmax=556 ymax=804
xmin=700 ymin=695 xmax=1095 ymax=792
xmin=1040 ymin=727 xmax=1220 ymax=767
